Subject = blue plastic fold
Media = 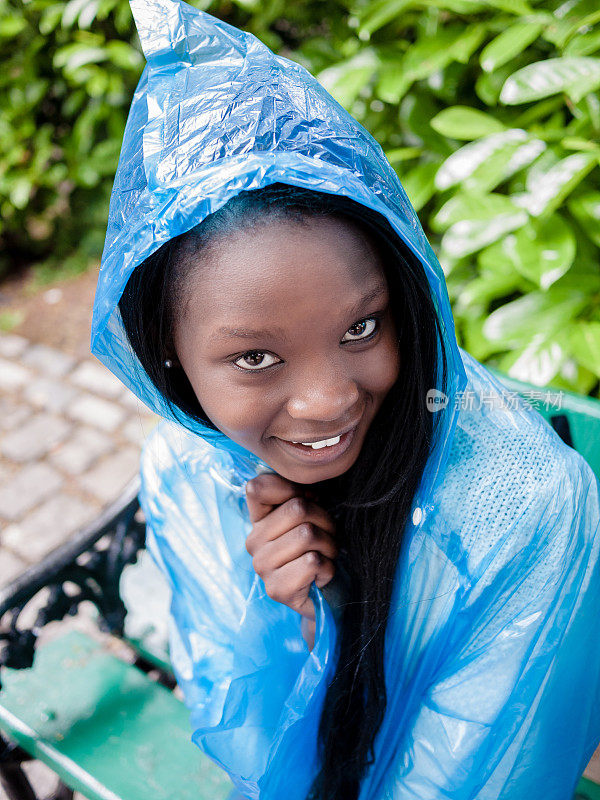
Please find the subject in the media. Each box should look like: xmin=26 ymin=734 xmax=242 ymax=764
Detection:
xmin=91 ymin=1 xmax=600 ymax=797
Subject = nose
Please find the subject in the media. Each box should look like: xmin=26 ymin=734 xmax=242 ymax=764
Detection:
xmin=285 ymin=363 xmax=361 ymax=423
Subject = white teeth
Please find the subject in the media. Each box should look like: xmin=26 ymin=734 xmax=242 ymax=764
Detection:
xmin=291 ymin=435 xmax=341 ymax=449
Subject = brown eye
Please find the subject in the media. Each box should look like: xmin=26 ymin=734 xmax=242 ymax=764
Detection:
xmin=233 ymin=350 xmax=281 ymax=371
xmin=341 ymin=317 xmax=378 ymax=343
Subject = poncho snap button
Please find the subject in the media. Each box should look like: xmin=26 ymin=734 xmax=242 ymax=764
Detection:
xmin=412 ymin=507 xmax=423 ymax=525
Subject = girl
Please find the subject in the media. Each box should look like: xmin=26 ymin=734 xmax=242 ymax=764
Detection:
xmin=92 ymin=1 xmax=600 ymax=798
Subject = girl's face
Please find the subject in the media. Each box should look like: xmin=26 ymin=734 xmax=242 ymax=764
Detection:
xmin=173 ymin=215 xmax=401 ymax=485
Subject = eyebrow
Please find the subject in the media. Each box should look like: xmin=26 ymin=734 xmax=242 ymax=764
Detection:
xmin=210 ymin=280 xmax=388 ymax=342
xmin=345 ymin=280 xmax=388 ymax=321
xmin=211 ymin=324 xmax=290 ymax=342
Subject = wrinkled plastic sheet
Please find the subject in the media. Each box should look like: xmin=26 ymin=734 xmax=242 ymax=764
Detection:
xmin=90 ymin=0 xmax=600 ymax=797
xmin=138 ymin=349 xmax=600 ymax=799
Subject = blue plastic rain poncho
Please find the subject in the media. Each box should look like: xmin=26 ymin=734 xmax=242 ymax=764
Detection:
xmin=90 ymin=1 xmax=600 ymax=797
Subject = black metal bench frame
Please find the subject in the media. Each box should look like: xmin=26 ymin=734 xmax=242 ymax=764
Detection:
xmin=0 ymin=476 xmax=177 ymax=800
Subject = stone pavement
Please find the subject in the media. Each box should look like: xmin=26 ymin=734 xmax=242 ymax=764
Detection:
xmin=0 ymin=330 xmax=159 ymax=800
xmin=0 ymin=331 xmax=159 ymax=584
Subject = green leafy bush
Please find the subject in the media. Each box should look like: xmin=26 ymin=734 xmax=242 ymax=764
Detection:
xmin=303 ymin=0 xmax=600 ymax=395
xmin=0 ymin=0 xmax=142 ymax=277
xmin=1 ymin=0 xmax=599 ymax=395
xmin=0 ymin=0 xmax=338 ymax=279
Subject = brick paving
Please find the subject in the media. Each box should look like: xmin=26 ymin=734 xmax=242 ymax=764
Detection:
xmin=0 ymin=332 xmax=158 ymax=585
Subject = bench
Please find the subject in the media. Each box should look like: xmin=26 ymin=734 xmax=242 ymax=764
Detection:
xmin=0 ymin=479 xmax=238 ymax=800
xmin=1 ymin=374 xmax=600 ymax=800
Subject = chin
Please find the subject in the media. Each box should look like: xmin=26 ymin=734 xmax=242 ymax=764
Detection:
xmin=280 ymin=456 xmax=358 ymax=485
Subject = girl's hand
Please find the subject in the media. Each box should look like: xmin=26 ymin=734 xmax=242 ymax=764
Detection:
xmin=244 ymin=473 xmax=338 ymax=623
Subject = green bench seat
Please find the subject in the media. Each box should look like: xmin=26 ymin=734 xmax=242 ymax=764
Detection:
xmin=2 ymin=629 xmax=600 ymax=799
xmin=578 ymin=778 xmax=600 ymax=800
xmin=0 ymin=630 xmax=234 ymax=800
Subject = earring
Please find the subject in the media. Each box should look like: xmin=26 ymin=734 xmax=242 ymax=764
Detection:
xmin=164 ymin=359 xmax=173 ymax=368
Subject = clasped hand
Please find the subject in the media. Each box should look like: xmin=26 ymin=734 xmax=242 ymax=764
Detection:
xmin=244 ymin=473 xmax=338 ymax=624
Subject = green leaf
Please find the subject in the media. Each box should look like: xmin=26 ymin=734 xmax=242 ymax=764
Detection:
xmin=477 ymin=214 xmax=576 ymax=290
xmin=484 ymin=0 xmax=535 ymax=13
xmin=496 ymin=331 xmax=570 ymax=385
xmin=74 ymin=162 xmax=100 ymax=187
xmin=78 ymin=0 xmax=103 ymax=28
xmin=357 ymin=0 xmax=414 ymax=38
xmin=569 ymin=321 xmax=600 ymax=377
xmin=553 ymin=255 xmax=600 ymax=295
xmin=420 ymin=0 xmax=488 ymax=13
xmin=561 ymin=137 xmax=600 ymax=152
xmin=89 ymin=139 xmax=121 ymax=176
xmin=62 ymin=0 xmax=96 ymax=28
xmin=550 ymin=362 xmax=599 ymax=396
xmin=512 ymin=96 xmax=564 ymax=128
xmin=455 ymin=266 xmax=524 ymax=313
xmin=479 ymin=21 xmax=545 ymax=73
xmin=500 ymin=57 xmax=600 ymax=104
xmin=564 ymin=28 xmax=600 ymax=58
xmin=54 ymin=44 xmax=108 ymax=73
xmin=431 ymin=191 xmax=521 ymax=233
xmin=434 ymin=129 xmax=546 ymax=193
xmin=430 ymin=106 xmax=506 ymax=139
xmin=441 ymin=206 xmax=528 ymax=258
xmin=568 ymin=191 xmax=600 ymax=247
xmin=421 ymin=0 xmax=532 ymax=12
xmin=399 ymin=161 xmax=439 ymax=210
xmin=39 ymin=4 xmax=64 ymax=35
xmin=476 ymin=55 xmax=527 ymax=106
xmin=561 ymin=9 xmax=600 ymax=49
xmin=86 ymin=68 xmax=109 ymax=97
xmin=482 ymin=286 xmax=588 ymax=348
xmin=317 ymin=48 xmax=379 ymax=108
xmin=446 ymin=23 xmax=487 ymax=65
xmin=376 ymin=57 xmax=410 ymax=104
xmin=542 ymin=0 xmax=599 ymax=48
xmin=9 ymin=177 xmax=33 ymax=209
xmin=399 ymin=92 xmax=454 ymax=158
xmin=0 ymin=16 xmax=27 ymax=37
xmin=513 ymin=152 xmax=597 ymax=217
xmin=106 ymin=41 xmax=144 ymax=70
xmin=461 ymin=316 xmax=503 ymax=360
xmin=385 ymin=147 xmax=422 ymax=163
xmin=376 ymin=24 xmax=486 ymax=103
xmin=585 ymin=91 xmax=600 ymax=130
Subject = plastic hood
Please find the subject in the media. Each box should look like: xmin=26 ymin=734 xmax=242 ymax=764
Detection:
xmin=90 ymin=0 xmax=466 ymax=495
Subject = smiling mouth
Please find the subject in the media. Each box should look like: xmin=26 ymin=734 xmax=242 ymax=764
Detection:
xmin=292 ymin=434 xmax=342 ymax=449
xmin=273 ymin=425 xmax=359 ymax=464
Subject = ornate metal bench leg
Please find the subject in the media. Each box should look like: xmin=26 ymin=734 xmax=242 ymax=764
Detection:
xmin=47 ymin=779 xmax=74 ymax=800
xmin=0 ymin=732 xmax=38 ymax=800
xmin=0 ymin=731 xmax=75 ymax=800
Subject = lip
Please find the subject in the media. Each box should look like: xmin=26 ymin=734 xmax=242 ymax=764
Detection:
xmin=280 ymin=419 xmax=362 ymax=445
xmin=273 ymin=424 xmax=359 ymax=465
